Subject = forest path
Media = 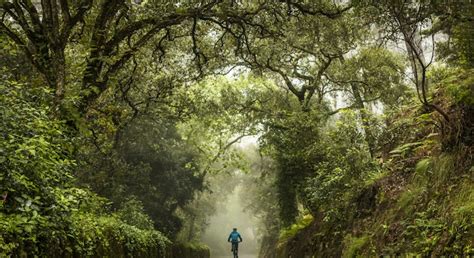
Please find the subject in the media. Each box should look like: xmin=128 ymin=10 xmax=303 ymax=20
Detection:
xmin=213 ymin=255 xmax=257 ymax=258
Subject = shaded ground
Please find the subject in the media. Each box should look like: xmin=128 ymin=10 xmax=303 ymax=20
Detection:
xmin=214 ymin=255 xmax=256 ymax=258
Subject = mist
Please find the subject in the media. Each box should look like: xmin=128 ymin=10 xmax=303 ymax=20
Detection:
xmin=201 ymin=174 xmax=260 ymax=258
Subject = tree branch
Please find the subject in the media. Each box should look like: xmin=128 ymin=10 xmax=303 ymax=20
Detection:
xmin=283 ymin=0 xmax=352 ymax=18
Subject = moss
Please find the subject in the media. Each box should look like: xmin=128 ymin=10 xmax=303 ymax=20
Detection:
xmin=278 ymin=214 xmax=313 ymax=241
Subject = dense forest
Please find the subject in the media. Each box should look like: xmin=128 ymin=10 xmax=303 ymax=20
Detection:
xmin=0 ymin=0 xmax=473 ymax=257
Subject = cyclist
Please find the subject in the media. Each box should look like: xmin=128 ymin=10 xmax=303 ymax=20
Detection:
xmin=227 ymin=228 xmax=243 ymax=255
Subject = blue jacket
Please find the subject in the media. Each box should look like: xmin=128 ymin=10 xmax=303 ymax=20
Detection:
xmin=228 ymin=231 xmax=242 ymax=243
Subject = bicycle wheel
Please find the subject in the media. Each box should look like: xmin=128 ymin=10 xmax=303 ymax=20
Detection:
xmin=232 ymin=243 xmax=238 ymax=258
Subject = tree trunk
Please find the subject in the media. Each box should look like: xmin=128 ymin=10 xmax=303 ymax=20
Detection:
xmin=350 ymin=83 xmax=376 ymax=158
xmin=187 ymin=214 xmax=196 ymax=242
xmin=51 ymin=48 xmax=67 ymax=107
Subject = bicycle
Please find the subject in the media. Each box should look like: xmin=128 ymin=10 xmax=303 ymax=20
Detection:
xmin=231 ymin=240 xmax=241 ymax=258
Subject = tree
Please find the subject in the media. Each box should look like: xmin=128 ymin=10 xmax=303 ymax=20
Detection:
xmin=355 ymin=0 xmax=452 ymax=120
xmin=0 ymin=0 xmax=349 ymax=115
xmin=237 ymin=2 xmax=356 ymax=111
xmin=76 ymin=113 xmax=203 ymax=237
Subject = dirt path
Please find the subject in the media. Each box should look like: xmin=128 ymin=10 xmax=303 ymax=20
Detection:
xmin=213 ymin=254 xmax=257 ymax=258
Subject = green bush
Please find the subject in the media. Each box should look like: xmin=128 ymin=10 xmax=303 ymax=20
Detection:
xmin=0 ymin=81 xmax=170 ymax=257
xmin=69 ymin=212 xmax=170 ymax=257
xmin=301 ymin=111 xmax=379 ymax=220
xmin=115 ymin=198 xmax=155 ymax=230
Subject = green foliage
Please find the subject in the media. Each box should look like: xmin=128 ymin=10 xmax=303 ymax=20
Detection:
xmin=0 ymin=81 xmax=75 ymax=254
xmin=259 ymin=106 xmax=325 ymax=225
xmin=415 ymin=158 xmax=432 ymax=174
xmin=389 ymin=142 xmax=424 ymax=158
xmin=435 ymin=2 xmax=474 ymax=68
xmin=403 ymin=210 xmax=447 ymax=254
xmin=0 ymin=81 xmax=75 ymax=210
xmin=301 ymin=111 xmax=379 ymax=220
xmin=386 ymin=151 xmax=473 ymax=255
xmin=0 ymin=188 xmax=170 ymax=257
xmin=279 ymin=214 xmax=313 ymax=241
xmin=69 ymin=212 xmax=169 ymax=257
xmin=0 ymin=0 xmax=473 ymax=256
xmin=397 ymin=185 xmax=425 ymax=213
xmin=0 ymin=82 xmax=171 ymax=256
xmin=342 ymin=234 xmax=369 ymax=258
xmin=333 ymin=47 xmax=411 ymax=107
xmin=180 ymin=242 xmax=210 ymax=252
xmin=115 ymin=198 xmax=155 ymax=231
xmin=264 ymin=90 xmax=473 ymax=256
xmin=437 ymin=68 xmax=474 ymax=106
xmin=77 ymin=114 xmax=204 ymax=237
